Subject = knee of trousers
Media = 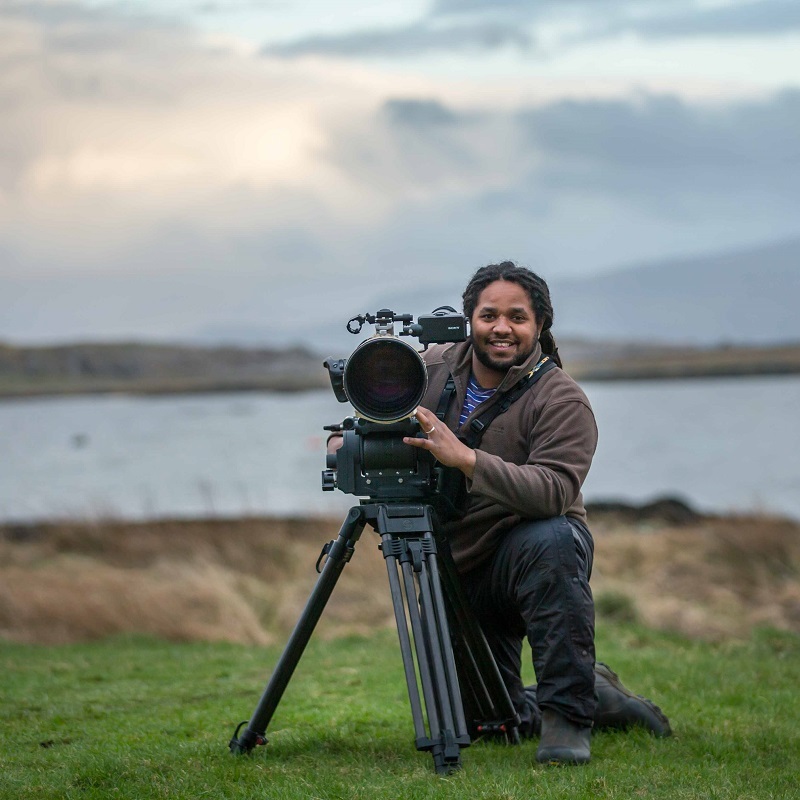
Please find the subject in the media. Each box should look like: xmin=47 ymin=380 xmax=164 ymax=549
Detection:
xmin=501 ymin=516 xmax=586 ymax=583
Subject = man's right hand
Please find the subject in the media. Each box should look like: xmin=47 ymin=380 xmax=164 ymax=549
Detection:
xmin=403 ymin=406 xmax=477 ymax=480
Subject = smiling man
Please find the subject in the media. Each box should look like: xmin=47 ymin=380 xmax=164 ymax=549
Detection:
xmin=403 ymin=261 xmax=670 ymax=764
xmin=471 ymin=280 xmax=540 ymax=377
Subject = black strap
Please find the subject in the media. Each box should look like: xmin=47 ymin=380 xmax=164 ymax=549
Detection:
xmin=435 ymin=376 xmax=457 ymax=422
xmin=432 ymin=356 xmax=557 ymax=521
xmin=436 ymin=356 xmax=558 ymax=449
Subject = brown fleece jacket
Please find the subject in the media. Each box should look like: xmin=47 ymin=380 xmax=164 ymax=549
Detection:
xmin=420 ymin=339 xmax=598 ymax=574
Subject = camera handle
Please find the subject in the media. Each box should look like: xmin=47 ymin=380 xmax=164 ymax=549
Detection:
xmin=229 ymin=502 xmax=520 ymax=775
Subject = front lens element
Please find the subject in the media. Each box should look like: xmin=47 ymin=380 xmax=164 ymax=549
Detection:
xmin=344 ymin=338 xmax=427 ymax=423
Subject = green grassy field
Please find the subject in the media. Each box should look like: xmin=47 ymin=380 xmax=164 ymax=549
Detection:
xmin=2 ymin=622 xmax=798 ymax=800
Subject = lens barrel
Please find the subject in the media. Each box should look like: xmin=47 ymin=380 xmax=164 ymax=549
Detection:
xmin=343 ymin=337 xmax=427 ymax=423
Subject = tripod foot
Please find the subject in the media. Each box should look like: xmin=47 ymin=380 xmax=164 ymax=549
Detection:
xmin=433 ymin=743 xmax=462 ymax=775
xmin=417 ymin=729 xmax=465 ymax=775
xmin=435 ymin=761 xmax=461 ymax=776
xmin=229 ymin=721 xmax=267 ymax=755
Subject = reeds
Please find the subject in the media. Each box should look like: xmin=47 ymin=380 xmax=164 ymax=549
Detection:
xmin=2 ymin=511 xmax=798 ymax=644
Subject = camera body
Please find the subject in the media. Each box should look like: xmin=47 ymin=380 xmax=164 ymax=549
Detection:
xmin=322 ymin=307 xmax=467 ymax=502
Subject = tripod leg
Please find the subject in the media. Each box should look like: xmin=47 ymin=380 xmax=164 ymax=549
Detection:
xmin=383 ymin=545 xmax=428 ymax=744
xmin=398 ymin=551 xmax=446 ymax=743
xmin=380 ymin=526 xmax=468 ymax=775
xmin=434 ymin=531 xmax=522 ymax=743
xmin=229 ymin=507 xmax=366 ymax=754
xmin=425 ymin=541 xmax=468 ymax=738
xmin=409 ymin=546 xmax=467 ymax=773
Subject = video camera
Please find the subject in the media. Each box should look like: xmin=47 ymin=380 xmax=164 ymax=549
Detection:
xmin=229 ymin=305 xmax=520 ymax=773
xmin=322 ymin=307 xmax=467 ymax=502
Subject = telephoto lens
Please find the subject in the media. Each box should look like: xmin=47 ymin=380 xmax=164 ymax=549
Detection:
xmin=343 ymin=336 xmax=427 ymax=423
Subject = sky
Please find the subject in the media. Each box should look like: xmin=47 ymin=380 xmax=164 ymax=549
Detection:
xmin=2 ymin=0 xmax=800 ymax=345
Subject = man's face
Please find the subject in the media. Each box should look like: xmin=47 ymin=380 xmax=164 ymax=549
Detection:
xmin=470 ymin=279 xmax=540 ymax=386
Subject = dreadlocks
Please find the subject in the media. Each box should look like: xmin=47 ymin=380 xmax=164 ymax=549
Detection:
xmin=462 ymin=261 xmax=563 ymax=368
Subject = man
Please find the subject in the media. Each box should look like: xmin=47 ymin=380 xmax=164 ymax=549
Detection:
xmin=400 ymin=261 xmax=670 ymax=764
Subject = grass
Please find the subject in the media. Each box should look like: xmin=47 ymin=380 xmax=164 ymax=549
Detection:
xmin=3 ymin=622 xmax=800 ymax=799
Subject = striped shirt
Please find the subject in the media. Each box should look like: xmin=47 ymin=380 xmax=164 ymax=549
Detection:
xmin=459 ymin=373 xmax=496 ymax=427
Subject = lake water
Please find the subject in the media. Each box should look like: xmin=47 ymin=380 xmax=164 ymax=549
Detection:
xmin=2 ymin=375 xmax=799 ymax=523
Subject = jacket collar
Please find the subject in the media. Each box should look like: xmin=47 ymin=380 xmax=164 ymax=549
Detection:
xmin=442 ymin=339 xmax=545 ymax=393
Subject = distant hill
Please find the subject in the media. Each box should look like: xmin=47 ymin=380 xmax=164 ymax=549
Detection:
xmin=353 ymin=238 xmax=800 ymax=348
xmin=2 ymin=338 xmax=799 ymax=398
xmin=2 ymin=238 xmax=799 ymax=398
xmin=3 ymin=238 xmax=797 ymax=352
xmin=0 ymin=342 xmax=327 ymax=397
xmin=551 ymin=238 xmax=800 ymax=346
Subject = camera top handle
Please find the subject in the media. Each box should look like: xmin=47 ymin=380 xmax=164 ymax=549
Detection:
xmin=346 ymin=307 xmax=465 ymax=349
xmin=347 ymin=309 xmax=415 ymax=337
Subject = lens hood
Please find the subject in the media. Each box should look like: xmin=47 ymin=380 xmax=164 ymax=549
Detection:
xmin=343 ymin=336 xmax=427 ymax=423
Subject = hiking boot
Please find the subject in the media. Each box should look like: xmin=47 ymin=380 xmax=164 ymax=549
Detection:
xmin=535 ymin=709 xmax=591 ymax=765
xmin=594 ymin=662 xmax=672 ymax=737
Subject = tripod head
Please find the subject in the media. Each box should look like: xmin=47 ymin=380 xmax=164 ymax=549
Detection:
xmin=322 ymin=416 xmax=437 ymax=501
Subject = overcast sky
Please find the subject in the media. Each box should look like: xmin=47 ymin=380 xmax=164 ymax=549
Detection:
xmin=2 ymin=0 xmax=799 ymax=344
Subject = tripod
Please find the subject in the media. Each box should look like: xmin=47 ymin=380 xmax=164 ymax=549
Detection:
xmin=229 ymin=501 xmax=521 ymax=774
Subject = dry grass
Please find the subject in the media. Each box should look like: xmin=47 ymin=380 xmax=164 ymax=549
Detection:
xmin=2 ymin=511 xmax=799 ymax=645
xmin=591 ymin=513 xmax=800 ymax=640
xmin=0 ymin=517 xmax=394 ymax=645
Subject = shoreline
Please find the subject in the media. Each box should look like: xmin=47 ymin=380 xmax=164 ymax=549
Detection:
xmin=1 ymin=495 xmax=798 ymax=531
xmin=567 ymin=342 xmax=800 ymax=383
xmin=2 ymin=340 xmax=800 ymax=399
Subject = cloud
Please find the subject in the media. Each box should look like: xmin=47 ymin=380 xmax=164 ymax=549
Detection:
xmin=2 ymin=1 xmax=800 ymax=345
xmin=334 ymin=89 xmax=800 ymax=207
xmin=613 ymin=1 xmax=800 ymax=39
xmin=516 ymin=90 xmax=800 ymax=201
xmin=261 ymin=20 xmax=532 ymax=59
xmin=431 ymin=0 xmax=798 ymax=38
xmin=319 ymin=87 xmax=800 ymax=286
xmin=0 ymin=3 xmax=391 ymax=271
xmin=383 ymin=98 xmax=462 ymax=126
xmin=1 ymin=0 xmax=187 ymax=54
xmin=263 ymin=85 xmax=797 ymax=249
xmin=430 ymin=0 xmax=640 ymax=17
xmin=260 ymin=1 xmax=798 ymax=62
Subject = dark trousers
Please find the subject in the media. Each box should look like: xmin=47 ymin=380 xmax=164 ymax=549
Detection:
xmin=458 ymin=516 xmax=596 ymax=731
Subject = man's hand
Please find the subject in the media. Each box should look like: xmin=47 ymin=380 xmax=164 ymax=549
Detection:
xmin=326 ymin=434 xmax=344 ymax=456
xmin=403 ymin=406 xmax=476 ymax=479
